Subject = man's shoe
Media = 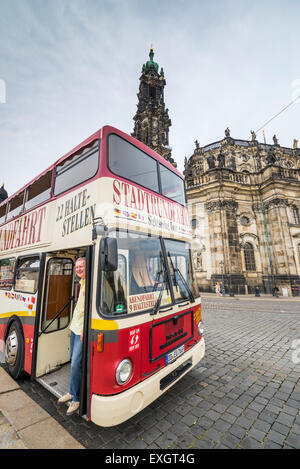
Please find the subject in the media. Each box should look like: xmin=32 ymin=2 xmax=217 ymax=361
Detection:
xmin=66 ymin=401 xmax=80 ymax=416
xmin=57 ymin=393 xmax=73 ymax=405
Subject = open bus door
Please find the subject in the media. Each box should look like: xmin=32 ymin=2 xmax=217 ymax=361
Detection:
xmin=32 ymin=246 xmax=93 ymax=418
xmin=34 ymin=253 xmax=74 ymax=378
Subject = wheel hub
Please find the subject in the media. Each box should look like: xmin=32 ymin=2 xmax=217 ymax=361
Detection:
xmin=5 ymin=329 xmax=18 ymax=366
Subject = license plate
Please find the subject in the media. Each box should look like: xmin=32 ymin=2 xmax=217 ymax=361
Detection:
xmin=166 ymin=344 xmax=185 ymax=364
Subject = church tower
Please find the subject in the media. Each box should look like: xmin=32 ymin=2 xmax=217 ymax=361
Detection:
xmin=132 ymin=48 xmax=176 ymax=167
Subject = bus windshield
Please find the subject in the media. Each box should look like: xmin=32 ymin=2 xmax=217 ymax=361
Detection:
xmin=107 ymin=133 xmax=185 ymax=206
xmin=99 ymin=232 xmax=198 ymax=316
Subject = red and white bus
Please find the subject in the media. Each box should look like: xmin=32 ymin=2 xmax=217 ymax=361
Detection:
xmin=0 ymin=126 xmax=205 ymax=426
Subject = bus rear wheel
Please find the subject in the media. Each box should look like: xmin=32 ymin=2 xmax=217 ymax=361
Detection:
xmin=5 ymin=321 xmax=25 ymax=379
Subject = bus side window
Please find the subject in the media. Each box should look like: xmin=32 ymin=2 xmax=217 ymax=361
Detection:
xmin=0 ymin=202 xmax=7 ymax=225
xmin=0 ymin=258 xmax=15 ymax=290
xmin=24 ymin=170 xmax=52 ymax=211
xmin=15 ymin=257 xmax=40 ymax=294
xmin=6 ymin=191 xmax=25 ymax=222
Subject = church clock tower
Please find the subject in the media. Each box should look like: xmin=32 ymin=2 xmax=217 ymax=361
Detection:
xmin=132 ymin=48 xmax=176 ymax=167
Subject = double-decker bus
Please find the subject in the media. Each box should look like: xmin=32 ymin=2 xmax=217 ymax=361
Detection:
xmin=0 ymin=126 xmax=205 ymax=427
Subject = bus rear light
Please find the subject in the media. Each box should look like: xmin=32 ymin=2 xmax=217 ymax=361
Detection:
xmin=97 ymin=333 xmax=104 ymax=353
xmin=116 ymin=359 xmax=133 ymax=385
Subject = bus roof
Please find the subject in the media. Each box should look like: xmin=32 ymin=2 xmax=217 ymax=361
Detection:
xmin=0 ymin=125 xmax=183 ymax=208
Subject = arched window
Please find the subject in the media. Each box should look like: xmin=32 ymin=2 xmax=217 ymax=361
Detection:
xmin=244 ymin=242 xmax=256 ymax=271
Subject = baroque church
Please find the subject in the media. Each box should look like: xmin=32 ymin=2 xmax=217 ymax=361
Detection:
xmin=133 ymin=49 xmax=300 ymax=295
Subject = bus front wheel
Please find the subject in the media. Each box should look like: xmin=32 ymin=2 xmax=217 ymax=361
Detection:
xmin=5 ymin=321 xmax=25 ymax=379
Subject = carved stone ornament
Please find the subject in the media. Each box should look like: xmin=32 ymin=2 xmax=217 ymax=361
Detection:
xmin=205 ymin=200 xmax=238 ymax=213
xmin=240 ymin=232 xmax=258 ymax=240
xmin=239 ymin=215 xmax=251 ymax=226
xmin=252 ymin=203 xmax=261 ymax=212
xmin=264 ymin=198 xmax=291 ymax=211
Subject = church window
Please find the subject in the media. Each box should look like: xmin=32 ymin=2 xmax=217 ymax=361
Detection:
xmin=292 ymin=206 xmax=300 ymax=225
xmin=191 ymin=218 xmax=199 ymax=229
xmin=240 ymin=216 xmax=250 ymax=226
xmin=149 ymin=86 xmax=156 ymax=99
xmin=243 ymin=242 xmax=256 ymax=271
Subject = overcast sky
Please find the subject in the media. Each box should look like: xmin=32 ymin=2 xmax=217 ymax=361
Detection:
xmin=1 ymin=0 xmax=299 ymax=196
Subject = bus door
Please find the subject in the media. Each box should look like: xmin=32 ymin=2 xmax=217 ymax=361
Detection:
xmin=35 ymin=254 xmax=74 ymax=377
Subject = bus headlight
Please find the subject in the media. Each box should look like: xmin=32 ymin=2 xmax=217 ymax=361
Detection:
xmin=198 ymin=321 xmax=204 ymax=336
xmin=116 ymin=359 xmax=133 ymax=385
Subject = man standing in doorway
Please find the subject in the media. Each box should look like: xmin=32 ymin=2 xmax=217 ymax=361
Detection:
xmin=58 ymin=257 xmax=86 ymax=416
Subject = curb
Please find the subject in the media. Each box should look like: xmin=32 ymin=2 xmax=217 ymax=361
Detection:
xmin=0 ymin=367 xmax=84 ymax=449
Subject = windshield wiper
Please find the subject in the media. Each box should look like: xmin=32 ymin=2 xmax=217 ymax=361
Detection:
xmin=151 ymin=254 xmax=169 ymax=315
xmin=167 ymin=252 xmax=195 ymax=303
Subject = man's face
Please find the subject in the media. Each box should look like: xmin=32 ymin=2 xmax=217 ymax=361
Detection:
xmin=75 ymin=259 xmax=86 ymax=279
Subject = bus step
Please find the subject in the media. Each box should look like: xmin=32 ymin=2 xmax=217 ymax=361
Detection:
xmin=36 ymin=363 xmax=71 ymax=399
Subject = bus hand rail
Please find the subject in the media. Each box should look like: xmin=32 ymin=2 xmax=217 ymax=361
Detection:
xmin=39 ymin=296 xmax=74 ymax=336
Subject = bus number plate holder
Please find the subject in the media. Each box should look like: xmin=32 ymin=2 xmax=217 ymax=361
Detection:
xmin=165 ymin=344 xmax=184 ymax=365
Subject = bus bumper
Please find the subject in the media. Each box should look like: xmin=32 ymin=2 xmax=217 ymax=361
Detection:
xmin=90 ymin=337 xmax=205 ymax=427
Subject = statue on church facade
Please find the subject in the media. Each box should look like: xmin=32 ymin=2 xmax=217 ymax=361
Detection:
xmin=266 ymin=149 xmax=276 ymax=165
xmin=217 ymin=151 xmax=226 ymax=168
xmin=207 ymin=153 xmax=216 ymax=169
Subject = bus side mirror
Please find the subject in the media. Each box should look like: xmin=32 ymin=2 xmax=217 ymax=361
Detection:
xmin=100 ymin=237 xmax=118 ymax=271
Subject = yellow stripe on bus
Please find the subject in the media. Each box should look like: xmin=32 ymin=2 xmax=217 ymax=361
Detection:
xmin=0 ymin=311 xmax=36 ymax=319
xmin=91 ymin=318 xmax=119 ymax=331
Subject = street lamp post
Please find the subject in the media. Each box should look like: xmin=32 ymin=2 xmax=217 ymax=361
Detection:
xmin=220 ymin=261 xmax=226 ymax=297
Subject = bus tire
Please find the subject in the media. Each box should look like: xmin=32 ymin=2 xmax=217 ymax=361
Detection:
xmin=5 ymin=320 xmax=25 ymax=379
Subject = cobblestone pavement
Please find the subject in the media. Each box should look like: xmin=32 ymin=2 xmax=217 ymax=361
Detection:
xmin=12 ymin=297 xmax=300 ymax=449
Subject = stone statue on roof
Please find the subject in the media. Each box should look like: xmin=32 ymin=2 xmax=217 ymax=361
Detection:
xmin=0 ymin=184 xmax=8 ymax=203
xmin=225 ymin=127 xmax=230 ymax=137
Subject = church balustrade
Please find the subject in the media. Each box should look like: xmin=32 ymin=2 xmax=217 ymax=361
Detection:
xmin=186 ymin=165 xmax=300 ymax=190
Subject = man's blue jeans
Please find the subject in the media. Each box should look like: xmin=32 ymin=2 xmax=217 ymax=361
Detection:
xmin=70 ymin=331 xmax=82 ymax=402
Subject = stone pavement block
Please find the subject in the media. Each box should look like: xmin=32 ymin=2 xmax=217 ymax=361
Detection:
xmin=2 ymin=397 xmax=49 ymax=432
xmin=0 ymin=389 xmax=33 ymax=413
xmin=240 ymin=437 xmax=261 ymax=449
xmin=0 ymin=412 xmax=27 ymax=449
xmin=18 ymin=416 xmax=83 ymax=449
xmin=0 ymin=367 xmax=20 ymax=394
xmin=284 ymin=432 xmax=300 ymax=449
xmin=0 ymin=429 xmax=27 ymax=449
